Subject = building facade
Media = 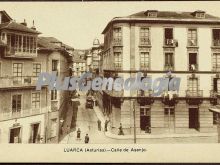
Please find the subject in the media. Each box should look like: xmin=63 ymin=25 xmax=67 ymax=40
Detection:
xmin=72 ymin=49 xmax=86 ymax=77
xmin=100 ymin=10 xmax=220 ymax=135
xmin=0 ymin=11 xmax=73 ymax=143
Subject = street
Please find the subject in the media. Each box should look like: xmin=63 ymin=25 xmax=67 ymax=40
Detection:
xmin=59 ymin=93 xmax=218 ymax=144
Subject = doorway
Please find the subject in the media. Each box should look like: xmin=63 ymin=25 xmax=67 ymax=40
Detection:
xmin=30 ymin=123 xmax=40 ymax=143
xmin=140 ymin=107 xmax=151 ymax=133
xmin=164 ymin=108 xmax=175 ymax=133
xmin=189 ymin=108 xmax=199 ymax=130
xmin=9 ymin=127 xmax=21 ymax=143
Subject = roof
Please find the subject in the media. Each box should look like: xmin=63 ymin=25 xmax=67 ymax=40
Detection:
xmin=0 ymin=21 xmax=41 ymax=34
xmin=102 ymin=10 xmax=220 ymax=34
xmin=38 ymin=37 xmax=74 ymax=51
xmin=0 ymin=10 xmax=12 ymax=22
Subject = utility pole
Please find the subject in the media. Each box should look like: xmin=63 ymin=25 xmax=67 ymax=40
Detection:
xmin=133 ymin=100 xmax=136 ymax=144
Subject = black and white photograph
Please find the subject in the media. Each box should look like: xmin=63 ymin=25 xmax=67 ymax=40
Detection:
xmin=0 ymin=1 xmax=220 ymax=163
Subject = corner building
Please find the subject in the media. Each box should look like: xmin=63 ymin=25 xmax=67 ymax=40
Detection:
xmin=100 ymin=10 xmax=220 ymax=135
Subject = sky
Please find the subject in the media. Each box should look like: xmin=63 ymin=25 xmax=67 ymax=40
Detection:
xmin=1 ymin=1 xmax=220 ymax=49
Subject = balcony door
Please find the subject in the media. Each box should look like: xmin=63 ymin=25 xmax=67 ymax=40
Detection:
xmin=30 ymin=123 xmax=40 ymax=143
xmin=188 ymin=78 xmax=198 ymax=96
xmin=13 ymin=63 xmax=23 ymax=84
xmin=189 ymin=53 xmax=198 ymax=71
xmin=164 ymin=108 xmax=175 ymax=133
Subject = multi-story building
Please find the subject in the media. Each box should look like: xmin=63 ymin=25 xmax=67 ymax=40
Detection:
xmin=72 ymin=49 xmax=86 ymax=76
xmin=37 ymin=37 xmax=73 ymax=143
xmin=0 ymin=11 xmax=73 ymax=143
xmin=100 ymin=10 xmax=220 ymax=135
xmin=86 ymin=39 xmax=103 ymax=74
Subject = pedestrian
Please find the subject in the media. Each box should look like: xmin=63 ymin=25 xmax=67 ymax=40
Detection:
xmin=118 ymin=123 xmax=124 ymax=135
xmin=84 ymin=134 xmax=89 ymax=144
xmin=77 ymin=128 xmax=81 ymax=140
xmin=104 ymin=119 xmax=109 ymax=132
xmin=66 ymin=125 xmax=70 ymax=134
xmin=97 ymin=119 xmax=101 ymax=131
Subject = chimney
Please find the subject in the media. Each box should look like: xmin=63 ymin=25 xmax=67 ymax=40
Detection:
xmin=21 ymin=19 xmax=27 ymax=26
xmin=31 ymin=20 xmax=36 ymax=30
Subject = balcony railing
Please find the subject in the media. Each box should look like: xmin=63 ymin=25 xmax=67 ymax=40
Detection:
xmin=0 ymin=107 xmax=47 ymax=121
xmin=188 ymin=39 xmax=197 ymax=47
xmin=186 ymin=90 xmax=203 ymax=97
xmin=164 ymin=39 xmax=178 ymax=47
xmin=0 ymin=76 xmax=38 ymax=88
xmin=137 ymin=90 xmax=152 ymax=97
xmin=213 ymin=39 xmax=220 ymax=46
xmin=210 ymin=90 xmax=220 ymax=97
xmin=5 ymin=46 xmax=37 ymax=58
xmin=113 ymin=38 xmax=122 ymax=46
xmin=164 ymin=64 xmax=174 ymax=71
xmin=140 ymin=64 xmax=150 ymax=70
xmin=213 ymin=66 xmax=220 ymax=72
xmin=140 ymin=38 xmax=151 ymax=46
xmin=114 ymin=63 xmax=122 ymax=70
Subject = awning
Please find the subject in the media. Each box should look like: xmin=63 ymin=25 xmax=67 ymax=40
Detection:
xmin=209 ymin=105 xmax=220 ymax=113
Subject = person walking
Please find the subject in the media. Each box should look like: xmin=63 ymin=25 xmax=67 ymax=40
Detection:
xmin=97 ymin=119 xmax=101 ymax=131
xmin=84 ymin=134 xmax=89 ymax=144
xmin=76 ymin=128 xmax=81 ymax=140
xmin=118 ymin=123 xmax=124 ymax=135
xmin=104 ymin=119 xmax=109 ymax=132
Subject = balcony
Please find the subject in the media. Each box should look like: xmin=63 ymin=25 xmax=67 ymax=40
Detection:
xmin=186 ymin=90 xmax=203 ymax=105
xmin=162 ymin=91 xmax=178 ymax=105
xmin=164 ymin=39 xmax=178 ymax=47
xmin=0 ymin=76 xmax=38 ymax=89
xmin=140 ymin=64 xmax=150 ymax=70
xmin=137 ymin=90 xmax=152 ymax=97
xmin=114 ymin=63 xmax=122 ymax=71
xmin=213 ymin=39 xmax=220 ymax=47
xmin=164 ymin=64 xmax=174 ymax=71
xmin=5 ymin=46 xmax=37 ymax=58
xmin=213 ymin=66 xmax=220 ymax=72
xmin=186 ymin=90 xmax=203 ymax=97
xmin=0 ymin=107 xmax=47 ymax=121
xmin=113 ymin=38 xmax=122 ymax=46
xmin=210 ymin=90 xmax=219 ymax=105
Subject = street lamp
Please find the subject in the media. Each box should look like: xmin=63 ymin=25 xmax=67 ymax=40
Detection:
xmin=132 ymin=100 xmax=136 ymax=144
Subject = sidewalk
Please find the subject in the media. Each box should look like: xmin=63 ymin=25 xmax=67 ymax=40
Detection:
xmin=93 ymin=105 xmax=218 ymax=140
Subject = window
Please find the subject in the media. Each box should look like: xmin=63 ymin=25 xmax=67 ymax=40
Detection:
xmin=51 ymin=90 xmax=57 ymax=100
xmin=140 ymin=52 xmax=149 ymax=69
xmin=213 ymin=78 xmax=220 ymax=92
xmin=52 ymin=60 xmax=58 ymax=72
xmin=164 ymin=108 xmax=175 ymax=115
xmin=147 ymin=12 xmax=157 ymax=17
xmin=196 ymin=13 xmax=205 ymax=18
xmin=213 ymin=112 xmax=218 ymax=125
xmin=188 ymin=77 xmax=199 ymax=96
xmin=12 ymin=94 xmax=22 ymax=113
xmin=188 ymin=29 xmax=197 ymax=46
xmin=213 ymin=29 xmax=220 ymax=46
xmin=50 ymin=118 xmax=57 ymax=138
xmin=13 ymin=63 xmax=23 ymax=83
xmin=140 ymin=27 xmax=150 ymax=45
xmin=164 ymin=28 xmax=173 ymax=46
xmin=113 ymin=27 xmax=122 ymax=45
xmin=189 ymin=53 xmax=198 ymax=71
xmin=33 ymin=63 xmax=41 ymax=77
xmin=114 ymin=52 xmax=122 ymax=69
xmin=213 ymin=53 xmax=220 ymax=71
xmin=164 ymin=53 xmax=174 ymax=70
xmin=32 ymin=93 xmax=40 ymax=109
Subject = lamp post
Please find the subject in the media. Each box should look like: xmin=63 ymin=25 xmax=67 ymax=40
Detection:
xmin=132 ymin=100 xmax=136 ymax=144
